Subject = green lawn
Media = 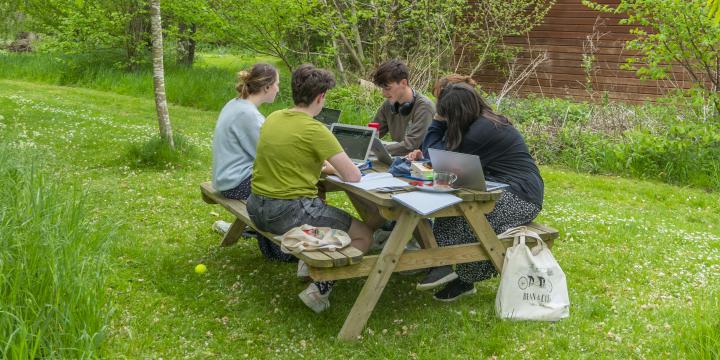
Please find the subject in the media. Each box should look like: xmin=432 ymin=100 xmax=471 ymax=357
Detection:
xmin=1 ymin=79 xmax=718 ymax=359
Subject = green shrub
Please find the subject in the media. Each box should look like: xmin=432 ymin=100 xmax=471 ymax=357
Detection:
xmin=324 ymin=84 xmax=383 ymax=126
xmin=0 ymin=143 xmax=111 ymax=358
xmin=125 ymin=133 xmax=199 ymax=169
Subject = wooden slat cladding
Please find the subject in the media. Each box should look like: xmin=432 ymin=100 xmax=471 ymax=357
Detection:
xmin=465 ymin=0 xmax=691 ymax=102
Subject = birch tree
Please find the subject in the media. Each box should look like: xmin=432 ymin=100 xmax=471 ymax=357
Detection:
xmin=150 ymin=0 xmax=174 ymax=148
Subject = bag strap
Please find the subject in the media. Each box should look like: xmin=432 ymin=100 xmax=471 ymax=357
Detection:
xmin=498 ymin=226 xmax=545 ymax=248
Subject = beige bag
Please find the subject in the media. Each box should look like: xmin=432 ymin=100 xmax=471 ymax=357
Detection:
xmin=275 ymin=224 xmax=351 ymax=254
xmin=495 ymin=226 xmax=570 ymax=321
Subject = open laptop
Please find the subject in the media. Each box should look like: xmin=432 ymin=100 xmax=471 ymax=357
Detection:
xmin=314 ymin=107 xmax=341 ymax=128
xmin=330 ymin=123 xmax=376 ymax=165
xmin=428 ymin=148 xmax=509 ymax=191
xmin=371 ymin=136 xmax=394 ymax=165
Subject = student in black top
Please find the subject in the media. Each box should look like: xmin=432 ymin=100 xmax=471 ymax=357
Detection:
xmin=417 ymin=82 xmax=545 ymax=301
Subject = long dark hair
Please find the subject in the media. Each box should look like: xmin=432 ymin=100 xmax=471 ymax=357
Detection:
xmin=436 ymin=83 xmax=511 ymax=151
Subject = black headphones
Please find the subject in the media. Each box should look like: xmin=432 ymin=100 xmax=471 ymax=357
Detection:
xmin=391 ymin=89 xmax=417 ymax=116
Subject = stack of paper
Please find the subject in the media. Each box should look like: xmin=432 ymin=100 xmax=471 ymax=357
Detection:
xmin=327 ymin=172 xmax=408 ymax=190
xmin=391 ymin=191 xmax=462 ymax=216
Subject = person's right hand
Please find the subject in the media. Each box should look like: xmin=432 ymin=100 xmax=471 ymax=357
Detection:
xmin=405 ymin=149 xmax=423 ymax=161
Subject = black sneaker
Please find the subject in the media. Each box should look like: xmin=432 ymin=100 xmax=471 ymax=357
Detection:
xmin=433 ymin=278 xmax=476 ymax=302
xmin=416 ymin=265 xmax=458 ymax=291
xmin=242 ymin=226 xmax=258 ymax=238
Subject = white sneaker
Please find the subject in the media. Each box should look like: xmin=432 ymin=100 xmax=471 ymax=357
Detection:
xmin=298 ymin=283 xmax=331 ymax=313
xmin=212 ymin=220 xmax=231 ymax=234
xmin=297 ymin=260 xmax=310 ymax=280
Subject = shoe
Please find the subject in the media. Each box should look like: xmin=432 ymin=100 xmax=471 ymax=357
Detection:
xmin=416 ymin=265 xmax=458 ymax=291
xmin=212 ymin=220 xmax=230 ymax=234
xmin=297 ymin=260 xmax=310 ymax=281
xmin=242 ymin=227 xmax=258 ymax=238
xmin=298 ymin=283 xmax=331 ymax=313
xmin=433 ymin=278 xmax=476 ymax=302
xmin=370 ymin=229 xmax=391 ymax=251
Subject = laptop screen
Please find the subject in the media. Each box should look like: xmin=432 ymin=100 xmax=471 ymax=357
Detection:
xmin=314 ymin=108 xmax=341 ymax=126
xmin=331 ymin=124 xmax=376 ymax=163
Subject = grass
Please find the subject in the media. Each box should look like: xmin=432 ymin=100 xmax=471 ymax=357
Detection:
xmin=0 ymin=139 xmax=111 ymax=358
xmin=125 ymin=133 xmax=201 ymax=170
xmin=1 ymin=78 xmax=718 ymax=358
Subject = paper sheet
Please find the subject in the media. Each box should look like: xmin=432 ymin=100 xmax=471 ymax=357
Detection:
xmin=327 ymin=172 xmax=408 ymax=190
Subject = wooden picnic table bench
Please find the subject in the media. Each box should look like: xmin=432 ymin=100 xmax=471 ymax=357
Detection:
xmin=200 ymin=168 xmax=558 ymax=341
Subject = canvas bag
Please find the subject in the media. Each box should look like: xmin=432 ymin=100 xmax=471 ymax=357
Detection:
xmin=275 ymin=224 xmax=351 ymax=254
xmin=495 ymin=226 xmax=570 ymax=321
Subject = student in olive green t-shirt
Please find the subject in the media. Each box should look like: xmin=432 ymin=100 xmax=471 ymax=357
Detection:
xmin=251 ymin=109 xmax=343 ymax=199
xmin=247 ymin=64 xmax=376 ymax=314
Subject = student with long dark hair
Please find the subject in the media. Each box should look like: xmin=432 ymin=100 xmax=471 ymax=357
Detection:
xmin=422 ymin=83 xmax=545 ymax=301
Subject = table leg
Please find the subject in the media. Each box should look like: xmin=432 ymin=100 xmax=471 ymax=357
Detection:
xmin=220 ymin=218 xmax=245 ymax=247
xmin=338 ymin=211 xmax=420 ymax=341
xmin=347 ymin=193 xmax=386 ymax=230
xmin=458 ymin=202 xmax=506 ymax=272
xmin=413 ymin=218 xmax=438 ymax=249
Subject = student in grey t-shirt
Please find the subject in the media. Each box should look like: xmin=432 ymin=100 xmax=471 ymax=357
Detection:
xmin=212 ymin=63 xmax=279 ymax=199
xmin=212 ymin=63 xmax=291 ymax=262
xmin=371 ymin=59 xmax=435 ymax=156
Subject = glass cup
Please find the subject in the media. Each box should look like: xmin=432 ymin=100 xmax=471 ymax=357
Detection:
xmin=432 ymin=171 xmax=458 ymax=190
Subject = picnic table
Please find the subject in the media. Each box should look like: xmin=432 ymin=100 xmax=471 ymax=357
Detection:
xmin=200 ymin=162 xmax=558 ymax=341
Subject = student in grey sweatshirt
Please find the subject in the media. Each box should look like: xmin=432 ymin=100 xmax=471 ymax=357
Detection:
xmin=211 ymin=63 xmax=291 ymax=262
xmin=371 ymin=59 xmax=435 ymax=156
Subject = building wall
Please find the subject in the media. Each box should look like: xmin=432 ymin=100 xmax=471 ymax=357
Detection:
xmin=472 ymin=0 xmax=693 ymax=103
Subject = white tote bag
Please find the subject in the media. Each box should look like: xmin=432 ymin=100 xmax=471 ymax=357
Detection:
xmin=275 ymin=224 xmax=351 ymax=254
xmin=495 ymin=226 xmax=570 ymax=321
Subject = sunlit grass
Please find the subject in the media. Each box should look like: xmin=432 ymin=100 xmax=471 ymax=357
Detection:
xmin=1 ymin=79 xmax=718 ymax=358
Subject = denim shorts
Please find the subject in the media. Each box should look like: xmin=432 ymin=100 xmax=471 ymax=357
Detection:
xmin=246 ymin=194 xmax=353 ymax=235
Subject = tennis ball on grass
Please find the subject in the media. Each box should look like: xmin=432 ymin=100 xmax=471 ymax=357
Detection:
xmin=195 ymin=264 xmax=207 ymax=274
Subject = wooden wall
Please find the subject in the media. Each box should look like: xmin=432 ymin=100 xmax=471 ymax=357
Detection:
xmin=471 ymin=0 xmax=693 ymax=103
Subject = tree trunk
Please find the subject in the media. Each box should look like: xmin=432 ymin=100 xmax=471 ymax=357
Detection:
xmin=332 ymin=37 xmax=347 ymax=84
xmin=150 ymin=0 xmax=174 ymax=148
xmin=177 ymin=22 xmax=196 ymax=66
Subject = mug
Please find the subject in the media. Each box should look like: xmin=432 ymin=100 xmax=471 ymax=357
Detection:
xmin=432 ymin=171 xmax=458 ymax=190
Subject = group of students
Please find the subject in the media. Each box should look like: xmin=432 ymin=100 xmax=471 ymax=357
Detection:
xmin=211 ymin=60 xmax=544 ymax=313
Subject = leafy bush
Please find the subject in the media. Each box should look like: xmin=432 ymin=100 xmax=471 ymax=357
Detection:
xmin=125 ymin=133 xmax=199 ymax=169
xmin=0 ymin=143 xmax=111 ymax=358
xmin=324 ymin=84 xmax=383 ymax=125
xmin=506 ymin=95 xmax=720 ymax=190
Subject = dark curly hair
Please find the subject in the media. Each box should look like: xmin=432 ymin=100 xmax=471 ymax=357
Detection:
xmin=291 ymin=64 xmax=336 ymax=106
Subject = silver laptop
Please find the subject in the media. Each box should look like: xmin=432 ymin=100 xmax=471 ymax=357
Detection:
xmin=371 ymin=136 xmax=394 ymax=165
xmin=428 ymin=148 xmax=509 ymax=191
xmin=330 ymin=124 xmax=376 ymax=164
xmin=314 ymin=107 xmax=341 ymax=128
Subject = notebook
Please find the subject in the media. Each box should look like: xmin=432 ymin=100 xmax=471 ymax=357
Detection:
xmin=428 ymin=148 xmax=509 ymax=192
xmin=391 ymin=191 xmax=462 ymax=216
xmin=314 ymin=107 xmax=341 ymax=128
xmin=330 ymin=123 xmax=376 ymax=164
